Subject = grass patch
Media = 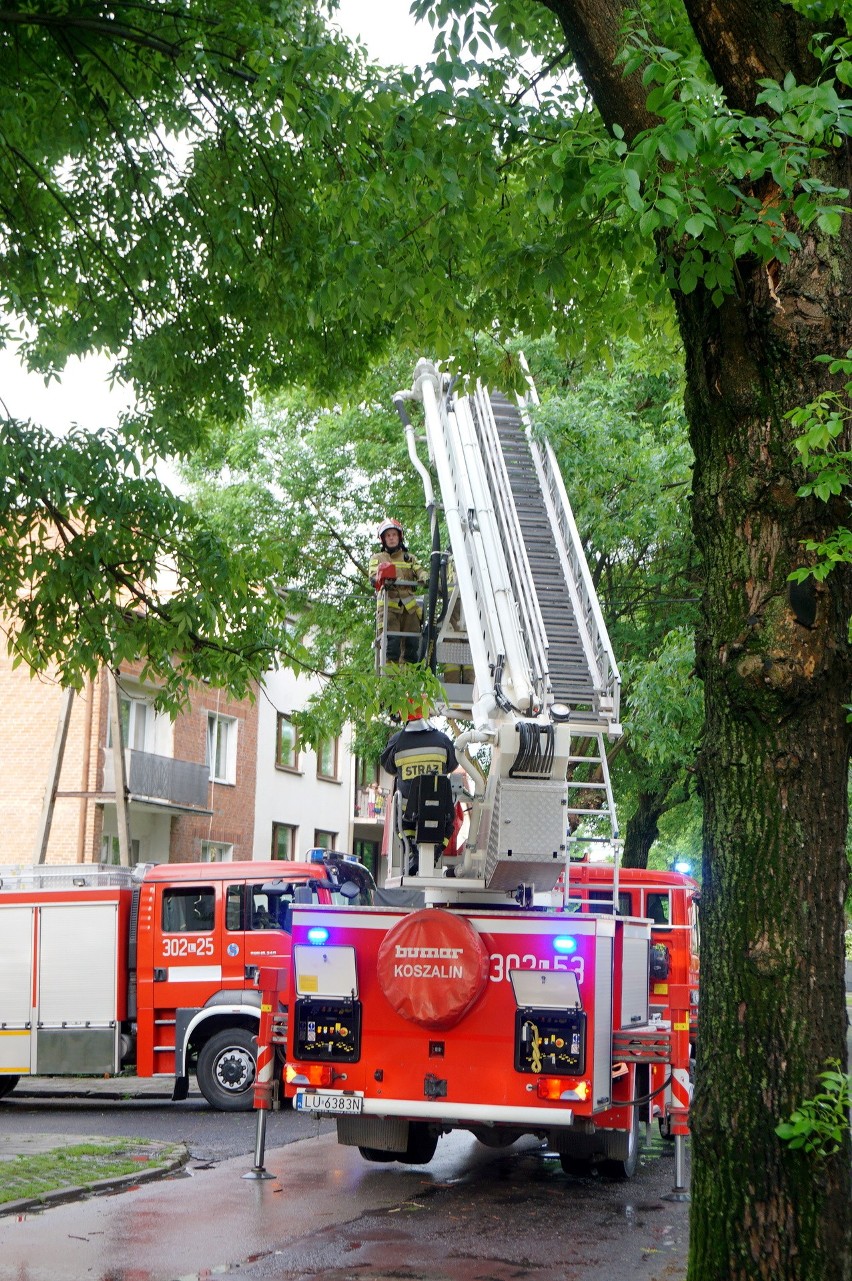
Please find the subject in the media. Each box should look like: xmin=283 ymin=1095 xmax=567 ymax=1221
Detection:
xmin=0 ymin=1139 xmax=182 ymax=1206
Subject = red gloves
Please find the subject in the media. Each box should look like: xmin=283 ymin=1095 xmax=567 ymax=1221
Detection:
xmin=374 ymin=561 xmax=397 ymax=591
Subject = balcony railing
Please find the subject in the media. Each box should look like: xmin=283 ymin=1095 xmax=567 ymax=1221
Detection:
xmin=103 ymin=749 xmax=210 ymax=810
xmin=354 ymin=786 xmax=389 ymax=821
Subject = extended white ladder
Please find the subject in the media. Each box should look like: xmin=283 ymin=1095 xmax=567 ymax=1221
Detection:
xmin=393 ymin=360 xmax=622 ymax=893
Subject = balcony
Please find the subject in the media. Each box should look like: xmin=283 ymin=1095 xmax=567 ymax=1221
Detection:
xmin=102 ymin=749 xmax=212 ymax=814
xmin=354 ymin=786 xmax=389 ymax=822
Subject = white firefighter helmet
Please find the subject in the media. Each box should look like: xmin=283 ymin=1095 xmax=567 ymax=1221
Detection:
xmin=377 ymin=518 xmax=405 ymax=546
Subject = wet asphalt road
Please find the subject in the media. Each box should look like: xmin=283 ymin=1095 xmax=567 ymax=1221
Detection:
xmin=0 ymin=1090 xmax=334 ymax=1163
xmin=0 ymin=1094 xmax=690 ymax=1281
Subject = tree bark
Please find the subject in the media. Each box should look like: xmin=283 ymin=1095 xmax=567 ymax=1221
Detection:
xmin=676 ymin=228 xmax=852 ymax=1281
xmin=540 ymin=2 xmax=852 ymax=1278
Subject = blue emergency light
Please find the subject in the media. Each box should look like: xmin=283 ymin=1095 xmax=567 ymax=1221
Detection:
xmin=553 ymin=935 xmax=578 ymax=955
xmin=307 ymin=927 xmax=329 ymax=945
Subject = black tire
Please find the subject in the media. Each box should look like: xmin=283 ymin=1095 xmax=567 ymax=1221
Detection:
xmin=400 ymin=1122 xmax=439 ymax=1165
xmin=196 ymin=1028 xmax=257 ymax=1111
xmin=0 ymin=1075 xmax=20 ymax=1101
xmin=358 ymin=1146 xmax=399 ymax=1163
xmin=470 ymin=1127 xmax=522 ymax=1149
xmin=600 ymin=1105 xmax=640 ymax=1179
xmin=358 ymin=1123 xmax=439 ymax=1166
xmin=559 ymin=1152 xmax=592 ymax=1177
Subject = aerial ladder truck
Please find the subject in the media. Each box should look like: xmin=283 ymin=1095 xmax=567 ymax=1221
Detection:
xmin=268 ymin=359 xmax=695 ymax=1178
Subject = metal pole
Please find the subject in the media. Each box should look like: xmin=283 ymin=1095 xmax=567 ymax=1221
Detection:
xmin=663 ymin=1133 xmax=691 ymax=1202
xmin=243 ymin=981 xmax=276 ymax=1181
xmin=242 ymin=1107 xmax=274 ymax=1181
xmin=107 ymin=668 xmax=132 ymax=867
xmin=33 ymin=687 xmax=75 ymax=863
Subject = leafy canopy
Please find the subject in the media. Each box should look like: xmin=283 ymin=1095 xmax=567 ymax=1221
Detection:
xmin=3 ymin=0 xmax=851 ymax=706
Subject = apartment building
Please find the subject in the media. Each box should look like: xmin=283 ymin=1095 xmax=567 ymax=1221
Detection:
xmin=0 ymin=650 xmax=387 ymax=873
xmin=254 ymin=665 xmax=354 ymax=863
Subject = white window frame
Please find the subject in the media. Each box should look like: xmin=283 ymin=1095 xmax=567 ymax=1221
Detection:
xmin=207 ymin=713 xmax=238 ymax=784
xmin=200 ymin=841 xmax=234 ymax=863
xmin=106 ymin=695 xmax=154 ymax=751
xmin=100 ymin=834 xmax=141 ymax=865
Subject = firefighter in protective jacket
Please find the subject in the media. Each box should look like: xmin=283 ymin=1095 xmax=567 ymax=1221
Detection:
xmin=381 ymin=701 xmax=459 ymax=872
xmin=370 ymin=518 xmax=428 ymax=663
xmin=381 ymin=704 xmax=458 ymax=800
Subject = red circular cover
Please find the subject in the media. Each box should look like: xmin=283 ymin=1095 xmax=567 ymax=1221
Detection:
xmin=377 ymin=909 xmax=490 ymax=1030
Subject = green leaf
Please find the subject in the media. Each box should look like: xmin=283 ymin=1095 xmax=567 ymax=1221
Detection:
xmin=684 ymin=213 xmax=708 ymax=237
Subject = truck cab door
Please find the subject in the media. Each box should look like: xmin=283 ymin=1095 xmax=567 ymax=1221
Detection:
xmin=220 ymin=881 xmax=319 ymax=989
xmin=154 ymin=881 xmax=221 ymax=1013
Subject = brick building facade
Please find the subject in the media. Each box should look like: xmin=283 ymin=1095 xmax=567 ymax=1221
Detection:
xmin=0 ymin=649 xmax=384 ymax=871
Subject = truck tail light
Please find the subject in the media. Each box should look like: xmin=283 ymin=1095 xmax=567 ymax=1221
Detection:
xmin=537 ymin=1077 xmax=588 ymax=1102
xmin=285 ymin=1062 xmax=334 ymax=1087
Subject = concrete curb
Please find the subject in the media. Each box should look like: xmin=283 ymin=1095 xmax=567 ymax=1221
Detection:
xmin=13 ymin=1086 xmax=178 ymax=1101
xmin=0 ymin=1144 xmax=189 ymax=1217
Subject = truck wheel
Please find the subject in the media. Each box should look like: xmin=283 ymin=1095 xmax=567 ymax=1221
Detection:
xmin=358 ymin=1123 xmax=439 ymax=1166
xmin=557 ymin=1129 xmax=597 ymax=1176
xmin=600 ymin=1106 xmax=640 ymax=1179
xmin=400 ymin=1122 xmax=439 ymax=1165
xmin=196 ymin=1028 xmax=257 ymax=1111
xmin=0 ymin=1075 xmax=20 ymax=1100
xmin=559 ymin=1152 xmax=592 ymax=1177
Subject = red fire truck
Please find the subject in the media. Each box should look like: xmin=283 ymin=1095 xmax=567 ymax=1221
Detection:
xmin=0 ymin=853 xmax=374 ymax=1110
xmin=273 ymin=361 xmax=696 ymax=1176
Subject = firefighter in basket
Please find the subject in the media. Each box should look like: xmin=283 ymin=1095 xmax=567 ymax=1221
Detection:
xmin=381 ymin=699 xmax=459 ymax=874
xmin=370 ymin=518 xmax=428 ymax=664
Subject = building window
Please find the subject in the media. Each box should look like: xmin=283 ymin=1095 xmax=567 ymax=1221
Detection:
xmin=200 ymin=841 xmax=233 ymax=863
xmin=100 ymin=834 xmax=141 ymax=865
xmin=272 ymin=822 xmax=298 ymax=860
xmin=316 ymin=737 xmax=339 ymax=780
xmin=313 ymin=829 xmax=337 ymax=851
xmin=356 ymin=756 xmax=380 ymax=788
xmin=106 ymin=696 xmax=152 ymax=751
xmin=276 ymin=714 xmax=299 ymax=770
xmin=207 ymin=713 xmax=237 ymax=784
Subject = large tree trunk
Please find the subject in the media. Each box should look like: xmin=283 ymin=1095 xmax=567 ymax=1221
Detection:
xmin=539 ymin=3 xmax=852 ymax=1278
xmin=677 ymin=227 xmax=852 ymax=1281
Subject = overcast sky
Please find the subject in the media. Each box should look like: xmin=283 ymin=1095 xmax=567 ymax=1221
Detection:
xmin=0 ymin=2 xmax=434 ymax=435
